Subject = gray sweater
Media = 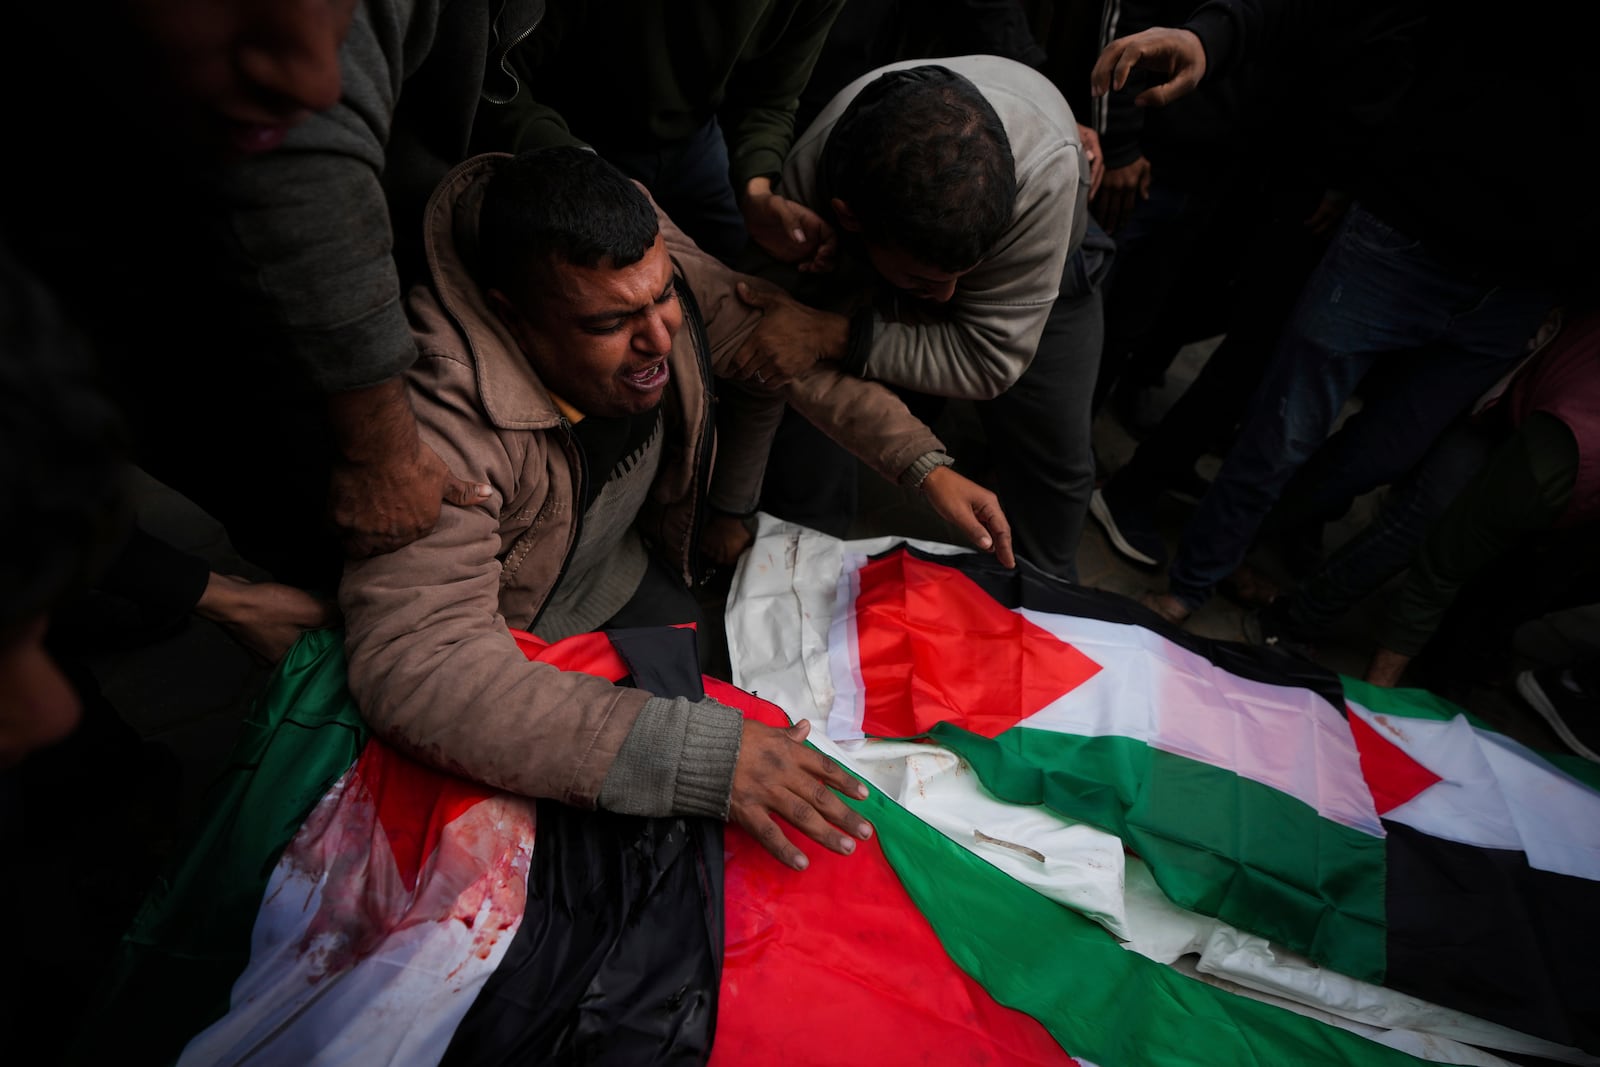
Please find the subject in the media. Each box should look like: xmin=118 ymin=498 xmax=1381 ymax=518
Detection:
xmin=780 ymin=55 xmax=1089 ymax=401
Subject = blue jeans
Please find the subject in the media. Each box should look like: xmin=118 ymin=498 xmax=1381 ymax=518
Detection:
xmin=1167 ymin=202 xmax=1555 ymax=610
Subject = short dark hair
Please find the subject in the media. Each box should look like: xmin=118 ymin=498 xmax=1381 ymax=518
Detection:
xmin=0 ymin=249 xmax=130 ymax=631
xmin=478 ymin=146 xmax=660 ymax=299
xmin=823 ymin=65 xmax=1017 ymax=273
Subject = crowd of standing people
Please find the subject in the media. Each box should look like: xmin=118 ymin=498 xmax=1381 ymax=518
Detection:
xmin=3 ymin=0 xmax=1597 ymax=1042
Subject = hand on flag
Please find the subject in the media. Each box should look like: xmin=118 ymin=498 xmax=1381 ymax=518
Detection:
xmin=919 ymin=466 xmax=1015 ymax=568
xmin=730 ymin=718 xmax=873 ymax=871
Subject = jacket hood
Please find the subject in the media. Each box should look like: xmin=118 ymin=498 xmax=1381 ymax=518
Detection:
xmin=420 ymin=151 xmax=563 ymax=431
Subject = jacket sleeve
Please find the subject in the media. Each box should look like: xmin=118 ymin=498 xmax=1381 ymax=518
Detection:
xmin=1096 ymin=0 xmax=1169 ymax=165
xmin=340 ymin=348 xmax=742 ymax=815
xmin=213 ymin=2 xmax=419 ymax=392
xmin=1182 ymin=0 xmax=1327 ymax=81
xmin=841 ymin=143 xmax=1085 ymax=400
xmin=654 ymin=200 xmax=946 ymax=512
xmin=720 ymin=0 xmax=848 ymax=189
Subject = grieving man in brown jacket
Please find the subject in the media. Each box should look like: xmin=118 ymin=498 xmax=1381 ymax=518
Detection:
xmin=340 ymin=147 xmax=1012 ymax=869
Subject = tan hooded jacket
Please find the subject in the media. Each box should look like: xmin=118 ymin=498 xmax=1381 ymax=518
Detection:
xmin=340 ymin=153 xmax=945 ymax=817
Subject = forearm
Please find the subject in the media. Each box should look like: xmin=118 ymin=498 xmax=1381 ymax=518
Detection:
xmin=216 ymin=2 xmax=420 ymax=391
xmin=1182 ymin=0 xmax=1328 ymax=81
xmin=343 ymin=529 xmax=651 ymax=806
xmin=326 ymin=376 xmax=420 ymax=463
xmin=94 ymin=526 xmax=212 ymax=626
xmin=721 ymin=0 xmax=848 ymax=188
xmin=851 ymin=307 xmax=1047 ymax=400
xmin=782 ymin=367 xmax=946 ymax=484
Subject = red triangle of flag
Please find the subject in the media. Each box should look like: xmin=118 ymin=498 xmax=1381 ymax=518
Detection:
xmin=1348 ymin=707 xmax=1442 ymax=815
xmin=852 ymin=551 xmax=1101 ymax=739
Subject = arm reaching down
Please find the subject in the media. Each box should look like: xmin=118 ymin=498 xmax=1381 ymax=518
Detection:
xmin=917 ymin=464 xmax=1015 ymax=568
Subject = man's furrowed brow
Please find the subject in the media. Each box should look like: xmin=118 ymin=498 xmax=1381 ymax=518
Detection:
xmin=575 ymin=279 xmax=674 ymax=327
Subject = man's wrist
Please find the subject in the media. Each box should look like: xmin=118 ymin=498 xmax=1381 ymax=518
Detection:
xmin=739 ymin=174 xmax=775 ymax=208
xmin=900 ymin=451 xmax=956 ymax=490
xmin=326 ymin=377 xmax=417 ymax=464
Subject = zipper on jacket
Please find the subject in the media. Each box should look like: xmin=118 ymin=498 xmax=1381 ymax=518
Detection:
xmin=527 ymin=415 xmax=588 ymax=633
xmin=676 ymin=274 xmax=719 ymax=588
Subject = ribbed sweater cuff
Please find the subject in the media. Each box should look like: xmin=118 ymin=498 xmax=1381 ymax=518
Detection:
xmin=674 ymin=700 xmax=746 ymax=819
xmin=898 ymin=451 xmax=956 ymax=489
xmin=598 ymin=696 xmax=743 ymax=819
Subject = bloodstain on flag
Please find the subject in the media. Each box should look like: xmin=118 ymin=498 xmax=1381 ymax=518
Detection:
xmin=852 ymin=551 xmax=1102 ymax=739
xmin=277 ymin=746 xmax=535 ymax=982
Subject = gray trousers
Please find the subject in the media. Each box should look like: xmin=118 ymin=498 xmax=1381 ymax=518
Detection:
xmin=977 ymin=248 xmax=1106 ymax=580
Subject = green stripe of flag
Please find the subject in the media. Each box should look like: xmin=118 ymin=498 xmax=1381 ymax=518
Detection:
xmin=930 ymin=723 xmax=1389 ymax=983
xmin=840 ymin=767 xmax=1431 ymax=1067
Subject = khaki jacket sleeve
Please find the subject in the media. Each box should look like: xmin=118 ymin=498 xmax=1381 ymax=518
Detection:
xmin=339 ymin=350 xmax=650 ymax=809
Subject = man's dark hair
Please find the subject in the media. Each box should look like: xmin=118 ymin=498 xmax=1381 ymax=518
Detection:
xmin=0 ymin=249 xmax=130 ymax=632
xmin=822 ymin=65 xmax=1017 ymax=273
xmin=478 ymin=146 xmax=661 ymax=299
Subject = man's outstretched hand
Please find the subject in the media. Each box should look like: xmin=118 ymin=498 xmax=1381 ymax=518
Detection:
xmin=730 ymin=718 xmax=873 ymax=871
xmin=920 ymin=466 xmax=1016 ymax=569
xmin=1091 ymin=27 xmax=1208 ymax=107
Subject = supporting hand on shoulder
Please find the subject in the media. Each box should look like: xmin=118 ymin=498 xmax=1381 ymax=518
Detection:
xmin=727 ymin=281 xmax=849 ymax=388
xmin=327 ymin=378 xmax=493 ymax=558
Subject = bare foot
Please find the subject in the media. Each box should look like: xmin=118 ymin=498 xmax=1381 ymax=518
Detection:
xmin=194 ymin=573 xmax=339 ymax=665
xmin=1138 ymin=590 xmax=1192 ymax=626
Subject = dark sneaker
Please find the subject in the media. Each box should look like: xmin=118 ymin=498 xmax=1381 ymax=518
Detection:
xmin=1517 ymin=665 xmax=1600 ymax=763
xmin=1090 ymin=487 xmax=1166 ymax=569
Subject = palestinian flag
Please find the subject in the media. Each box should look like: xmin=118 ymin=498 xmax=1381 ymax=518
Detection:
xmin=74 ymin=627 xmax=1081 ymax=1065
xmin=821 ymin=541 xmax=1600 ymax=1054
xmin=78 ymin=623 xmax=1475 ymax=1066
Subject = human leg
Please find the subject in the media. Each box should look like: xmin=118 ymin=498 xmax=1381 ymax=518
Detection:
xmin=1374 ymin=413 xmax=1578 ymax=663
xmin=1272 ymin=273 xmax=1555 ymax=541
xmin=1276 ymin=416 xmax=1496 ymax=639
xmin=978 ymin=267 xmax=1104 ymax=581
xmin=1164 ymin=203 xmax=1517 ymax=613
